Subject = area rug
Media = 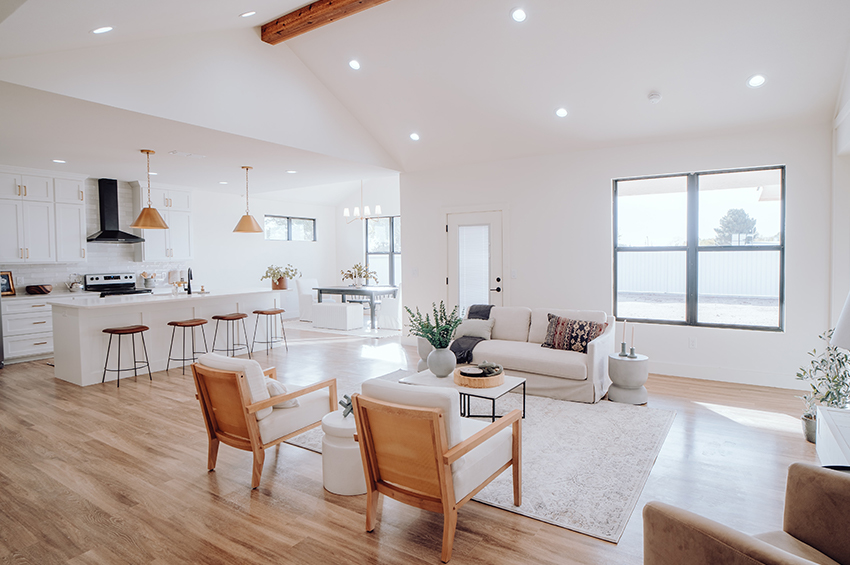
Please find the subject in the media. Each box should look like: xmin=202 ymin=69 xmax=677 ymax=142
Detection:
xmin=285 ymin=372 xmax=675 ymax=543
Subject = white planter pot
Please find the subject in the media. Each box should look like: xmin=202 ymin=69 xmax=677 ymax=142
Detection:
xmin=428 ymin=347 xmax=456 ymax=378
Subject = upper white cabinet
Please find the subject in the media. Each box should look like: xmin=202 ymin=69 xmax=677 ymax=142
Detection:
xmin=0 ymin=172 xmax=54 ymax=202
xmin=0 ymin=166 xmax=87 ymax=263
xmin=132 ymin=182 xmax=193 ymax=262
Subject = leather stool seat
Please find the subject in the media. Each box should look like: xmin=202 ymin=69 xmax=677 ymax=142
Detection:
xmin=253 ymin=308 xmax=284 ymax=316
xmin=103 ymin=325 xmax=149 ymax=335
xmin=168 ymin=318 xmax=208 ymax=328
xmin=213 ymin=313 xmax=248 ymax=321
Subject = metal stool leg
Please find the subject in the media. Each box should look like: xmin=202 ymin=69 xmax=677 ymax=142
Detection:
xmin=242 ymin=318 xmax=252 ymax=359
xmin=201 ymin=325 xmax=208 ymax=353
xmin=116 ymin=334 xmax=121 ymax=388
xmin=132 ymin=334 xmax=138 ymax=379
xmin=181 ymin=326 xmax=187 ymax=374
xmin=265 ymin=314 xmax=271 ymax=355
xmin=251 ymin=313 xmax=260 ymax=356
xmin=102 ymin=334 xmax=113 ymax=383
xmin=212 ymin=320 xmax=220 ymax=354
xmin=279 ymin=313 xmax=288 ymax=352
xmin=166 ymin=326 xmax=176 ymax=372
xmin=140 ymin=332 xmax=152 ymax=381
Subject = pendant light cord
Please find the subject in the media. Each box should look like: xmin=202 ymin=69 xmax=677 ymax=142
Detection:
xmin=244 ymin=166 xmax=252 ymax=214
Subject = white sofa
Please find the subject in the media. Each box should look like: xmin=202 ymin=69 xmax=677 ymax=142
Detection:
xmin=465 ymin=307 xmax=615 ymax=403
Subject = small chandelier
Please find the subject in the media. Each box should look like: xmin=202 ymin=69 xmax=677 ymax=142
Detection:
xmin=130 ymin=149 xmax=168 ymax=230
xmin=343 ymin=181 xmax=381 ymax=223
xmin=233 ymin=166 xmax=263 ymax=233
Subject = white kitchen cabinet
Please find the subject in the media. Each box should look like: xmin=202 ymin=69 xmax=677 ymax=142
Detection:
xmin=133 ymin=182 xmax=193 ymax=262
xmin=1 ymin=297 xmax=57 ymax=363
xmin=55 ymin=203 xmax=87 ymax=262
xmin=54 ymin=178 xmax=86 ymax=204
xmin=0 ymin=200 xmax=55 ymax=263
xmin=0 ymin=171 xmax=21 ymax=199
xmin=0 ymin=199 xmax=25 ymax=262
xmin=0 ymin=172 xmax=53 ymax=202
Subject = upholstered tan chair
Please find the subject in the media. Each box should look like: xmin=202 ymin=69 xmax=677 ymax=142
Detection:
xmin=191 ymin=353 xmax=337 ymax=488
xmin=644 ymin=462 xmax=850 ymax=565
xmin=352 ymin=377 xmax=522 ymax=563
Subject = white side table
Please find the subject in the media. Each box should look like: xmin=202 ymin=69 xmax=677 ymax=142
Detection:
xmin=607 ymin=353 xmax=649 ymax=405
xmin=321 ymin=411 xmax=367 ymax=495
xmin=817 ymin=406 xmax=850 ymax=466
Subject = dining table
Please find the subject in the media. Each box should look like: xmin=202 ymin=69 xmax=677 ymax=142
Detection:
xmin=315 ymin=285 xmax=398 ymax=330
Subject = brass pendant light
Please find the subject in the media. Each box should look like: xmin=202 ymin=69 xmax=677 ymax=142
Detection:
xmin=233 ymin=166 xmax=263 ymax=233
xmin=130 ymin=149 xmax=169 ymax=229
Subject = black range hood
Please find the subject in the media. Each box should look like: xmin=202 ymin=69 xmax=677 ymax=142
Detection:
xmin=87 ymin=178 xmax=145 ymax=243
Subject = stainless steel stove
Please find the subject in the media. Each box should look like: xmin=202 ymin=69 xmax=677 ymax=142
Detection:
xmin=84 ymin=273 xmax=153 ymax=297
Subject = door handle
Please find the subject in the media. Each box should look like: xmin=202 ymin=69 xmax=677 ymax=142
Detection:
xmin=490 ymin=287 xmax=502 ymax=292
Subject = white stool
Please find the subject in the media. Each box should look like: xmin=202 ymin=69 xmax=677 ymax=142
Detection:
xmin=607 ymin=353 xmax=649 ymax=404
xmin=321 ymin=411 xmax=367 ymax=495
xmin=313 ymin=302 xmax=363 ymax=331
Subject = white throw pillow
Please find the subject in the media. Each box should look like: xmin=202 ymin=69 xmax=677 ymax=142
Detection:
xmin=454 ymin=318 xmax=496 ymax=340
xmin=265 ymin=377 xmax=300 ymax=408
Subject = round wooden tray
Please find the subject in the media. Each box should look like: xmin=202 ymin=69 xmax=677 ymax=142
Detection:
xmin=453 ymin=367 xmax=504 ymax=388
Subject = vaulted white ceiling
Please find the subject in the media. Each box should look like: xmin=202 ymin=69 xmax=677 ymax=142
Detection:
xmin=0 ymin=0 xmax=849 ymax=191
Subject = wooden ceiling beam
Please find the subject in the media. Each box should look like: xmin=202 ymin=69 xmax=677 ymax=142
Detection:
xmin=262 ymin=0 xmax=393 ymax=45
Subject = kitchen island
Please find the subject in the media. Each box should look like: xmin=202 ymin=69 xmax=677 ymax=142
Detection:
xmin=51 ymin=290 xmax=284 ymax=386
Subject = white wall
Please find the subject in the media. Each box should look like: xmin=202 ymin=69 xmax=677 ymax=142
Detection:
xmin=401 ymin=123 xmax=833 ymax=390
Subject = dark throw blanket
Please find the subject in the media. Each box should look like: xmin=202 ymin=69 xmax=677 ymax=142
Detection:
xmin=467 ymin=304 xmax=494 ymax=320
xmin=450 ymin=336 xmax=484 ymax=364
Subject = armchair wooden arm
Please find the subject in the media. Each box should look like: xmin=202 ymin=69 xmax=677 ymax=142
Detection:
xmin=263 ymin=366 xmax=277 ymax=379
xmin=443 ymin=409 xmax=521 ymax=464
xmin=246 ymin=379 xmax=338 ymax=414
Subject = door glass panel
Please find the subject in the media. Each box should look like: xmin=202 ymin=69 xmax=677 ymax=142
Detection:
xmin=698 ymin=250 xmax=780 ymax=326
xmin=458 ymin=225 xmax=490 ymax=315
xmin=617 ymin=251 xmax=687 ymax=321
xmin=617 ymin=176 xmax=688 ymax=247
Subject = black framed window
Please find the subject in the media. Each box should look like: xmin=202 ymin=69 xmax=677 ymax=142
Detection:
xmin=366 ymin=216 xmax=401 ymax=286
xmin=613 ymin=166 xmax=785 ymax=330
xmin=264 ymin=215 xmax=316 ymax=241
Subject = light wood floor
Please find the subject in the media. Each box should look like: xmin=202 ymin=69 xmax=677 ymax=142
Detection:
xmin=0 ymin=329 xmax=817 ymax=564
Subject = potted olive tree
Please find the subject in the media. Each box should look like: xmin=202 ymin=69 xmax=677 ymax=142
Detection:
xmin=796 ymin=328 xmax=850 ymax=443
xmin=405 ymin=301 xmax=462 ymax=378
xmin=261 ymin=264 xmax=300 ymax=290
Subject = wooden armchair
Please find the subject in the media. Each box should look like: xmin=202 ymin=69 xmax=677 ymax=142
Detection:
xmin=352 ymin=377 xmax=521 ymax=563
xmin=191 ymin=353 xmax=337 ymax=488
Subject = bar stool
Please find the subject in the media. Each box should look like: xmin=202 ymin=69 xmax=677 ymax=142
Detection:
xmin=211 ymin=313 xmax=251 ymax=358
xmin=166 ymin=318 xmax=209 ymax=374
xmin=101 ymin=325 xmax=152 ymax=388
xmin=251 ymin=308 xmax=288 ymax=355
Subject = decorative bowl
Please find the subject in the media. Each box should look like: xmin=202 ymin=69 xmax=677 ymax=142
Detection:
xmin=25 ymin=284 xmax=53 ymax=295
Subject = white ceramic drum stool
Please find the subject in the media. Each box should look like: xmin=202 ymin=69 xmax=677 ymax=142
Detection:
xmin=321 ymin=411 xmax=367 ymax=495
xmin=607 ymin=353 xmax=649 ymax=404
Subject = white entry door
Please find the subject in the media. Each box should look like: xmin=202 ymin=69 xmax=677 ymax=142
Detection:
xmin=447 ymin=211 xmax=503 ymax=315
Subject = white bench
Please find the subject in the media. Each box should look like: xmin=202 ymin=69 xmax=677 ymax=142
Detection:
xmin=312 ymin=302 xmax=363 ymax=331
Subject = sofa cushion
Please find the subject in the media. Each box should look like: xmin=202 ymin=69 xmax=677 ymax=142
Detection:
xmin=489 ymin=307 xmax=532 ymax=342
xmin=529 ymin=308 xmax=608 ymax=344
xmin=472 ymin=340 xmax=588 ymax=381
xmin=542 ymin=315 xmax=605 ymax=354
xmin=454 ymin=318 xmax=495 ymax=340
xmin=197 ymin=353 xmax=273 ymax=420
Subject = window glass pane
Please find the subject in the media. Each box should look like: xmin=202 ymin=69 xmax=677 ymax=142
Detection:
xmin=698 ymin=169 xmax=782 ymax=246
xmin=617 ymin=251 xmax=687 ymax=321
xmin=458 ymin=225 xmax=490 ymax=316
xmin=698 ymin=250 xmax=780 ymax=327
xmin=264 ymin=216 xmax=288 ymax=240
xmin=393 ymin=217 xmax=401 ymax=252
xmin=617 ymin=176 xmax=688 ymax=247
xmin=290 ymin=218 xmax=314 ymax=241
xmin=367 ymin=254 xmax=389 ymax=286
xmin=393 ymin=254 xmax=401 ymax=287
xmin=368 ymin=218 xmax=391 ymax=253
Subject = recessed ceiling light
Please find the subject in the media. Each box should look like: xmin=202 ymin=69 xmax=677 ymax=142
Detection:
xmin=349 ymin=60 xmax=361 ymax=70
xmin=747 ymin=74 xmax=766 ymax=88
xmin=219 ymin=181 xmax=228 ymax=185
xmin=286 ymin=170 xmax=297 ymax=174
xmin=555 ymin=108 xmax=568 ymax=117
xmin=511 ymin=8 xmax=527 ymax=22
xmin=52 ymin=159 xmax=66 ymax=164
xmin=410 ymin=133 xmax=420 ymax=141
xmin=240 ymin=11 xmax=256 ymax=18
xmin=149 ymin=172 xmax=158 ymax=175
xmin=91 ymin=26 xmax=113 ymax=34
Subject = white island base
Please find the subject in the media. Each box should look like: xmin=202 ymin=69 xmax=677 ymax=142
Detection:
xmin=51 ymin=290 xmax=284 ymax=386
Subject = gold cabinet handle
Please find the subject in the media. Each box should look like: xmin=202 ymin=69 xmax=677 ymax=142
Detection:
xmin=79 ymin=189 xmax=84 ymax=201
xmin=33 ymin=321 xmax=47 ymax=325
xmin=17 ymin=184 xmax=21 ymax=196
xmin=33 ymin=342 xmax=47 ymax=346
xmin=82 ymin=248 xmax=86 ymax=258
xmin=23 ymin=185 xmax=27 ymax=196
xmin=31 ymin=304 xmax=46 ymax=307
xmin=26 ymin=248 xmax=29 ymax=259
xmin=20 ymin=248 xmax=23 ymax=259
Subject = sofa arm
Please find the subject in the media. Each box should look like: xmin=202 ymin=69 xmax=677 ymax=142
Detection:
xmin=784 ymin=462 xmax=850 ymax=564
xmin=585 ymin=316 xmax=615 ymax=402
xmin=643 ymin=501 xmax=813 ymax=565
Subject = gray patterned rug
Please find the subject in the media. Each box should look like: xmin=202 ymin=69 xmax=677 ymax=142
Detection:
xmin=285 ymin=372 xmax=674 ymax=543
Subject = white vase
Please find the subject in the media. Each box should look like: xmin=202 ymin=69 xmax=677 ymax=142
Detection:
xmin=428 ymin=347 xmax=456 ymax=378
xmin=417 ymin=337 xmax=434 ymax=372
xmin=355 ymin=277 xmax=364 ymax=288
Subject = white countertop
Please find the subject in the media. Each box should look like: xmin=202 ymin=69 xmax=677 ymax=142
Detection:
xmin=48 ymin=288 xmax=279 ymax=309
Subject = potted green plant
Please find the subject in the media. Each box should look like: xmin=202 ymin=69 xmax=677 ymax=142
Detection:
xmin=341 ymin=263 xmax=378 ymax=288
xmin=796 ymin=328 xmax=850 ymax=443
xmin=405 ymin=301 xmax=462 ymax=378
xmin=260 ymin=264 xmax=300 ymax=290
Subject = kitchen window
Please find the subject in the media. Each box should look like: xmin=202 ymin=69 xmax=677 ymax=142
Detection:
xmin=264 ymin=215 xmax=316 ymax=241
xmin=366 ymin=216 xmax=401 ymax=286
xmin=613 ymin=166 xmax=785 ymax=330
